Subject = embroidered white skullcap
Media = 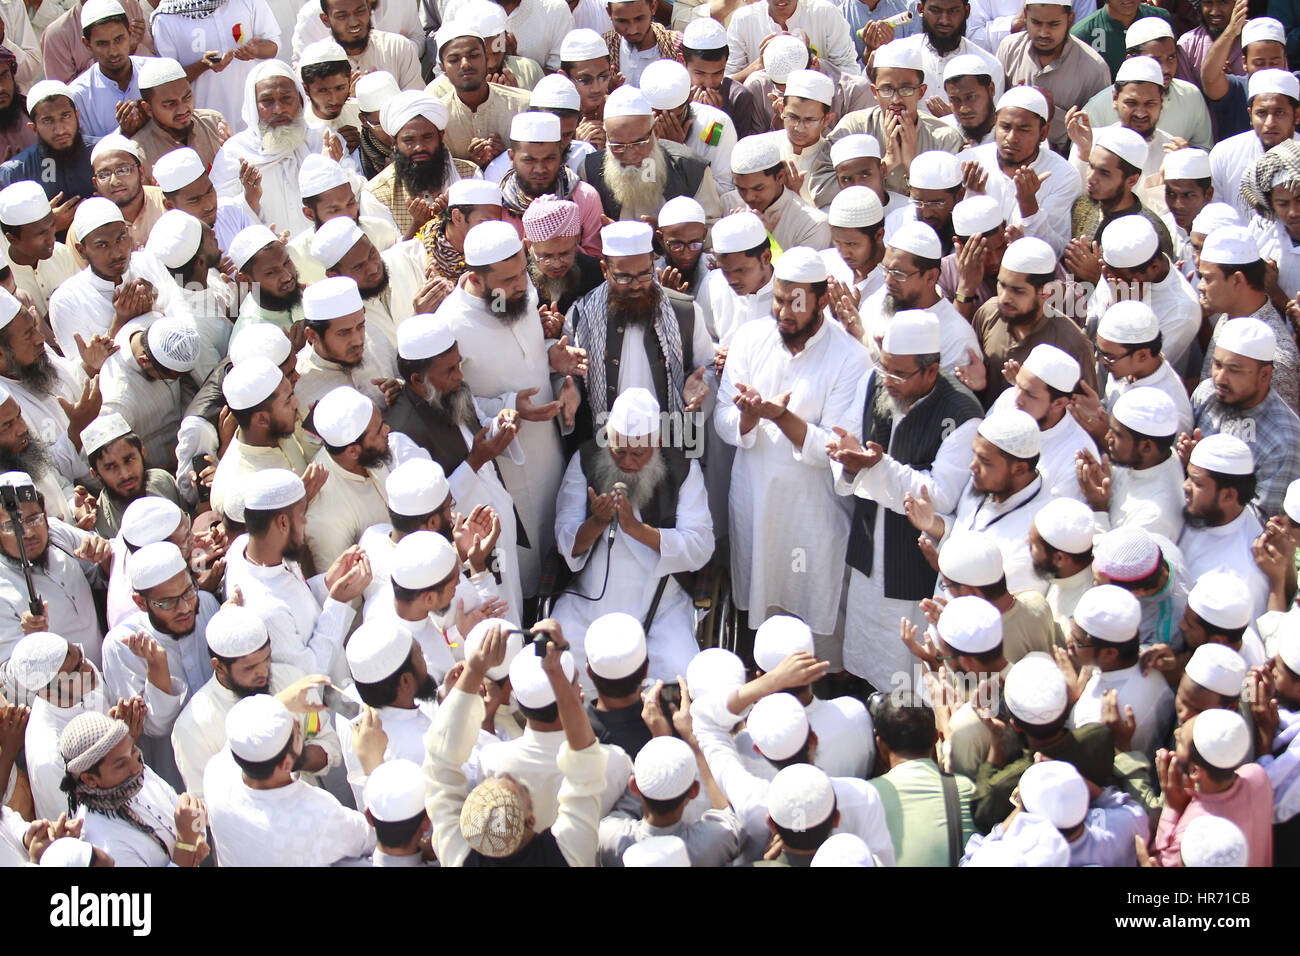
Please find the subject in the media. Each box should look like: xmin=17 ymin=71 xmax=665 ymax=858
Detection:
xmin=434 ymin=18 xmax=484 ymax=53
xmin=529 ymin=74 xmax=581 ymax=111
xmin=559 ymin=27 xmax=609 ymax=61
xmin=938 ymin=532 xmax=1004 ymax=588
xmin=943 ymin=53 xmax=994 ymax=84
xmin=228 ymin=224 xmax=279 ymax=271
xmin=1023 ymin=343 xmax=1080 ymax=393
xmin=731 ymin=133 xmax=783 ymax=175
xmin=909 ymin=150 xmax=961 ymax=190
xmin=768 ymin=763 xmax=835 ymax=830
xmin=1113 ymin=386 xmax=1179 ymax=437
xmin=623 ymin=835 xmax=690 ymax=866
xmin=385 ymin=458 xmax=450 ymax=517
xmin=138 ymin=56 xmax=187 ymax=91
xmin=753 ymin=615 xmax=814 ymax=673
xmin=1191 ymin=202 xmax=1241 ymax=236
xmin=747 ymin=692 xmax=810 ymax=760
xmin=313 ymin=386 xmax=374 ymax=447
xmin=1201 ymin=224 xmax=1260 ymax=265
xmin=1018 ymin=760 xmax=1089 ymax=829
xmin=601 ymin=220 xmax=653 ymax=257
xmin=762 ymin=34 xmax=809 ymax=83
xmin=90 ymin=133 xmax=142 ymax=164
xmin=390 ymin=530 xmax=458 ymax=590
xmin=882 ymin=310 xmax=940 ymax=356
xmin=996 ymin=85 xmax=1049 ymax=122
xmin=145 ymin=317 xmax=199 ymax=373
xmin=585 ymin=612 xmax=647 ymax=679
xmin=633 ymin=736 xmax=696 ymax=800
xmin=607 ymin=386 xmax=660 ymax=438
xmin=1184 ymin=641 xmax=1247 ymax=696
xmin=830 ymin=133 xmax=881 ymax=167
xmin=364 ymin=758 xmax=426 ymax=822
xmin=639 ymin=59 xmax=692 ymax=110
xmin=299 ymin=37 xmax=349 ymax=69
xmin=888 ymin=220 xmax=942 ymax=260
xmin=952 ymin=194 xmax=1003 ymax=236
xmin=872 ymin=40 xmax=923 ymax=73
xmin=1243 ymin=16 xmax=1286 ymax=48
xmin=462 ymin=618 xmax=524 ymax=681
xmin=145 ymin=209 xmax=202 ymax=270
xmin=298 ymin=154 xmax=350 ymax=200
xmin=243 ymin=468 xmax=305 ymax=511
xmin=1191 ymin=708 xmax=1251 ymax=769
xmin=347 ymin=620 xmax=414 ymax=684
xmin=1101 ymin=215 xmax=1159 ymax=269
xmin=81 ymin=0 xmax=125 ymax=27
xmin=710 ymin=210 xmax=768 ymax=254
xmin=1097 ymin=300 xmax=1159 ymax=344
xmin=1004 ymin=652 xmax=1069 ymax=725
xmin=226 ymin=693 xmax=294 ymax=762
xmin=1093 ymin=125 xmax=1148 ymax=170
xmin=229 ymin=324 xmax=291 ymax=367
xmin=397 ymin=314 xmax=456 ymax=362
xmin=1215 ymin=316 xmax=1276 ymax=362
xmin=604 ymin=85 xmax=654 ymax=119
xmin=309 ymin=216 xmax=365 ymax=270
xmin=828 ymin=185 xmax=884 ymax=229
xmin=784 ymin=68 xmax=834 ymax=106
xmin=773 ymin=245 xmax=828 ymax=283
xmin=659 ymin=196 xmax=706 ymax=228
xmin=80 ymin=412 xmax=132 ymax=457
xmin=71 ymin=197 xmax=124 ymax=239
xmin=682 ymin=16 xmax=728 ymax=50
xmin=0 ymin=181 xmax=51 ymax=226
xmin=151 ymin=148 xmax=205 ymax=195
xmin=937 ymin=595 xmax=1003 ymax=654
xmin=1162 ymin=147 xmax=1211 ymax=181
xmin=1114 ymin=55 xmax=1164 ymax=87
xmin=222 ymin=355 xmax=282 ymax=411
xmin=381 ymin=91 xmax=449 ymax=138
xmin=1092 ymin=526 xmax=1160 ymax=582
xmin=40 ymin=838 xmax=93 ymax=867
xmin=1286 ymin=477 xmax=1300 ymax=524
xmin=355 ymin=71 xmax=399 ymax=113
xmin=1181 ymin=815 xmax=1249 ymax=867
xmin=1249 ymin=68 xmax=1300 ymax=101
xmin=508 ymin=641 xmax=575 ymax=709
xmin=223 ymin=485 xmax=246 ymax=524
xmin=509 ymin=111 xmax=561 ymax=144
xmin=120 ymin=495 xmax=182 ymax=548
xmin=684 ymin=647 xmax=745 ymax=699
xmin=1189 ymin=432 xmax=1255 ymax=476
xmin=1072 ymin=584 xmax=1142 ymax=642
xmin=1002 ymin=236 xmax=1055 ymax=274
xmin=464 ymin=220 xmax=522 ymax=267
xmin=206 ymin=604 xmax=269 ymax=658
xmin=303 ymin=274 xmax=363 ymax=321
xmin=26 ymin=80 xmax=75 ymax=115
xmin=977 ymin=407 xmax=1042 ymax=458
xmin=1189 ymin=572 xmax=1255 ymax=631
xmin=811 ymin=833 xmax=876 ymax=867
xmin=9 ymin=631 xmax=68 ymax=692
xmin=129 ymin=541 xmax=186 ymax=592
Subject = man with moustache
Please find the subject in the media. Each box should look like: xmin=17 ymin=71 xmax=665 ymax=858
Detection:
xmin=433 ymin=21 xmax=530 ymax=169
xmin=366 ymin=90 xmax=458 ymax=239
xmin=129 ymin=58 xmax=228 ymax=179
xmin=1176 ymin=0 xmax=1240 ymax=83
xmin=730 ymin=133 xmax=830 ymax=252
xmin=890 ymin=0 xmax=1005 ymax=107
xmin=80 ymin=413 xmax=181 ymax=539
xmin=310 ymin=0 xmax=422 ymax=90
xmin=940 ymin=56 xmax=998 ymax=148
xmin=654 ymin=197 xmax=709 ymax=297
xmin=0 ymin=81 xmax=100 ymax=202
xmin=294 ymin=275 xmax=399 ymax=411
xmin=154 ymin=148 xmax=260 ymax=258
xmin=1210 ymin=69 xmax=1300 ymax=222
xmin=0 ymin=48 xmax=35 ymax=161
xmin=522 ymin=196 xmax=604 ymax=316
xmin=64 ymin=137 xmax=166 ymax=272
xmin=0 ymin=385 xmax=75 ymax=522
xmin=0 ymin=181 xmax=79 ymax=322
xmin=498 ymin=112 xmax=603 ymax=258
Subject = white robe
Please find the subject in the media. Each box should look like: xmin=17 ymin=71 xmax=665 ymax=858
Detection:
xmin=337 ymin=701 xmax=437 ymax=808
xmin=992 ymin=390 xmax=1093 ymax=503
xmin=966 ymin=141 xmax=1080 ymax=257
xmin=1095 ymin=453 xmax=1186 ymax=543
xmin=941 ymin=474 xmax=1050 ymax=596
xmin=1256 ymin=216 xmax=1300 ymax=303
xmin=861 ymin=289 xmax=982 ymax=377
xmin=1178 ymin=509 xmax=1270 ymax=620
xmin=24 ymin=680 xmax=110 ymax=822
xmin=1211 ymin=130 xmax=1300 ymax=222
xmin=1069 ymin=662 xmax=1174 ymax=759
xmin=1086 ymin=267 xmax=1201 ymax=368
xmin=47 ymin=253 xmax=157 ymax=358
xmin=1103 ymin=360 xmax=1194 ymax=438
xmin=78 ymin=767 xmax=179 ymax=867
xmin=1 ymin=349 xmax=89 ymax=487
xmin=209 ymin=125 xmax=336 ymax=238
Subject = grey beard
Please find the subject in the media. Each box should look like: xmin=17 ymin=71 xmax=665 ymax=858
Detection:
xmin=0 ymin=431 xmax=52 ymax=483
xmin=427 ymin=382 xmax=479 ymax=431
xmin=882 ymin=294 xmax=911 ymax=317
xmin=590 ymin=445 xmax=667 ymax=511
xmin=872 ymin=381 xmax=914 ymax=419
xmin=258 ymin=115 xmax=308 ymax=155
xmin=4 ymin=345 xmax=58 ymax=397
xmin=602 ymin=143 xmax=667 ymax=212
xmin=528 ymin=258 xmax=579 ymax=305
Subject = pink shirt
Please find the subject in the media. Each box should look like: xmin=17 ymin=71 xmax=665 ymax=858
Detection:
xmin=1176 ymin=27 xmax=1243 ymax=85
xmin=1153 ymin=762 xmax=1274 ymax=867
xmin=502 ymin=180 xmax=605 ymax=260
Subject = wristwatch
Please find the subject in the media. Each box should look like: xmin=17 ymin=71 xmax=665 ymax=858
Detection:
xmin=954 ymin=292 xmax=978 ymax=304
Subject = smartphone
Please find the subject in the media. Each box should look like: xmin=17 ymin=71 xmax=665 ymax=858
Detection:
xmin=322 ymin=683 xmax=360 ymax=720
xmin=659 ymin=681 xmax=682 ymax=713
xmin=191 ymin=454 xmax=211 ymax=502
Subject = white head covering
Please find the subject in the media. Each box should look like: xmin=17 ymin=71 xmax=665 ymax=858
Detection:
xmin=145 ymin=209 xmax=203 ymax=270
xmin=1249 ymin=68 xmax=1300 ymax=101
xmin=731 ymin=134 xmax=783 ymax=175
xmin=298 ymin=38 xmax=349 ymax=69
xmin=784 ymin=69 xmax=834 ymax=106
xmin=1093 ymin=125 xmax=1149 ymax=170
xmin=746 ymin=692 xmax=809 ymax=760
xmin=622 ymin=835 xmax=690 ymax=866
xmin=464 ymin=220 xmax=522 ymax=267
xmin=239 ymin=60 xmax=305 ymax=134
xmin=226 ymin=694 xmax=295 ymax=762
xmin=509 ymin=111 xmax=561 ymax=144
xmin=222 ymin=355 xmax=282 ymax=411
xmin=753 ymin=615 xmax=814 ymax=673
xmin=1215 ymin=316 xmax=1276 ymax=362
xmin=604 ymin=85 xmax=654 ymax=119
xmin=601 ymin=220 xmax=653 ymax=257
xmin=881 ymin=310 xmax=940 ymax=356
xmin=129 ymin=541 xmax=187 ymax=592
xmin=90 ymin=133 xmax=142 ymax=164
xmin=448 ymin=180 xmax=503 ymax=210
xmin=1101 ymin=215 xmax=1159 ymax=269
xmin=206 ymin=605 xmax=269 ymax=658
xmin=977 ymin=407 xmax=1042 ymax=458
xmin=639 ymin=59 xmax=692 ymax=110
xmin=1191 ymin=202 xmax=1242 ymax=236
xmin=658 ymin=196 xmax=706 ymax=228
xmin=1019 ymin=761 xmax=1089 ymax=829
xmin=938 ymin=532 xmax=1004 ymax=588
xmin=1125 ymin=16 xmax=1174 ymax=47
xmin=309 ymin=216 xmax=365 ymax=269
xmin=1097 ymin=300 xmax=1159 ymax=344
xmin=385 ymin=458 xmax=450 ymax=517
xmin=1073 ymin=584 xmax=1142 ymax=642
xmin=1162 ymin=147 xmax=1211 ymax=181
xmin=40 ymin=838 xmax=94 ymax=867
xmin=1184 ymin=641 xmax=1247 ymax=696
xmin=1023 ymin=343 xmax=1080 ymax=393
xmin=1004 ymin=653 xmax=1069 ymax=725
xmin=1242 ymin=17 xmax=1286 ymax=49
xmin=952 ymin=195 xmax=1003 ymax=236
xmin=120 ymin=496 xmax=182 ymax=548
xmin=81 ymin=0 xmax=124 ymax=27
xmin=1002 ymin=236 xmax=1055 ymax=274
xmin=364 ymin=758 xmax=426 ymax=822
xmin=761 ymin=34 xmax=809 ymax=83
xmin=684 ymin=647 xmax=746 ymax=700
xmin=390 ymin=530 xmax=458 ymax=590
xmin=1113 ymin=386 xmax=1179 ymax=438
xmin=607 ymin=387 xmax=660 ymax=438
xmin=829 ymin=133 xmax=881 ymax=167
xmin=1201 ymin=225 xmax=1261 ymax=265
xmin=710 ymin=211 xmax=768 ymax=254
xmin=229 ymin=324 xmax=291 ymax=367
xmin=1189 ymin=432 xmax=1255 ymax=476
xmin=314 ymin=386 xmax=374 ymax=448
xmin=26 ymin=80 xmax=75 ymax=116
xmin=228 ymin=225 xmax=279 ymax=272
xmin=9 ymin=631 xmax=69 ymax=692
xmin=529 ymin=74 xmax=581 ymax=111
xmin=1114 ymin=55 xmax=1165 ymax=87
xmin=1181 ymin=815 xmax=1249 ymax=867
xmin=0 ymin=181 xmax=51 ymax=226
xmin=559 ymin=27 xmax=609 ymax=61
xmin=137 ymin=56 xmax=187 ymax=91
xmin=909 ymin=151 xmax=961 ymax=190
xmin=243 ymin=468 xmax=305 ymax=512
xmin=996 ymin=85 xmax=1049 ymax=121
xmin=872 ymin=41 xmax=923 ymax=73
xmin=828 ymin=185 xmax=884 ymax=229
xmin=633 ymin=736 xmax=696 ymax=800
xmin=889 ymin=220 xmax=942 ymax=260
xmin=1191 ymin=708 xmax=1251 ymax=769
xmin=508 ymin=644 xmax=576 ymax=709
xmin=397 ymin=314 xmax=456 ymax=362
xmin=346 ymin=621 xmax=414 ymax=684
xmin=1092 ymin=526 xmax=1160 ymax=582
xmin=434 ymin=18 xmax=484 ymax=53
xmin=811 ymin=832 xmax=876 ymax=867
xmin=767 ymin=763 xmax=835 ymax=830
xmin=145 ymin=318 xmax=200 ymax=373
xmin=80 ymin=413 xmax=133 ymax=457
xmin=943 ymin=53 xmax=995 ymax=83
xmin=71 ymin=197 xmax=125 ymax=240
xmin=773 ymin=246 xmax=828 ymax=283
xmin=1285 ymin=477 xmax=1300 ymax=524
xmin=682 ymin=16 xmax=728 ymax=50
xmin=381 ymin=91 xmax=449 ymax=138
xmin=302 ymin=275 xmax=364 ymax=321
xmin=936 ymin=595 xmax=1003 ymax=654
xmin=355 ymin=71 xmax=400 ymax=113
xmin=298 ymin=154 xmax=350 ymax=199
xmin=585 ymin=612 xmax=647 ymax=679
xmin=462 ymin=619 xmax=524 ymax=681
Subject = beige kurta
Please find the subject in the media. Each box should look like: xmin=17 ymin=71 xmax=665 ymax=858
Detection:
xmin=286 ymin=215 xmax=401 ymax=286
xmin=435 ymin=83 xmax=532 ymax=163
xmin=210 ymin=430 xmax=311 ymax=516
xmin=346 ymin=30 xmax=424 ymax=91
xmin=303 ymin=447 xmax=392 ymax=575
xmin=294 ymin=331 xmax=398 ymax=412
xmin=131 ymin=109 xmax=228 ymax=181
xmin=760 ymin=187 xmax=831 ymax=253
xmin=3 ymin=241 xmax=78 ymax=318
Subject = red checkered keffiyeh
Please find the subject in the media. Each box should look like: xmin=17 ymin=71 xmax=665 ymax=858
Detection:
xmin=521 ymin=195 xmax=581 ymax=242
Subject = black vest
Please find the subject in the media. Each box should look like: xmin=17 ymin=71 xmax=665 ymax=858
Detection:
xmin=845 ymin=373 xmax=983 ymax=600
xmin=577 ymin=438 xmax=689 ymax=530
xmin=581 ymin=140 xmax=709 ymax=221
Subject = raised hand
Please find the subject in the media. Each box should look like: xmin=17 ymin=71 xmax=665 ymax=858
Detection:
xmin=683 ymin=365 xmax=710 ymax=412
xmin=547 ymin=335 xmax=589 ymax=376
xmin=1101 ymin=688 xmax=1136 ymax=753
xmin=826 ymin=425 xmax=881 ymax=475
xmin=1175 ymin=428 xmax=1202 ymax=466
xmin=237 ymin=158 xmax=262 ymax=212
xmin=953 ymin=347 xmax=986 ymax=393
xmin=515 ymin=386 xmax=562 ymax=422
xmin=1073 ymin=448 xmax=1112 ymax=512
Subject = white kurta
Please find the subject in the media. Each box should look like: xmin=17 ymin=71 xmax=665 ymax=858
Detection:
xmin=894 ymin=33 xmax=1006 ymax=107
xmin=1086 ymin=267 xmax=1201 ymax=367
xmin=1069 ymin=662 xmax=1174 ymax=758
xmin=1256 ymin=216 xmax=1300 ymax=302
xmin=1178 ymin=509 xmax=1270 ymax=620
xmin=941 ymin=474 xmax=1050 ymax=596
xmin=98 ymin=321 xmax=186 ymax=470
xmin=0 ymin=522 xmax=101 ymax=665
xmin=303 ymin=449 xmax=392 ymax=575
xmin=47 ymin=254 xmax=158 ymax=358
xmin=1103 ymin=360 xmax=1194 ymax=438
xmin=696 ymin=270 xmax=773 ymax=348
xmin=337 ymin=701 xmax=436 ymax=808
xmin=292 ymin=0 xmax=426 ymax=60
xmin=79 ymin=767 xmax=179 ymax=867
xmin=861 ymin=289 xmax=982 ymax=377
xmin=1211 ymin=130 xmax=1300 ymax=221
xmin=991 ymin=390 xmax=1092 ymax=503
xmin=162 ymin=275 xmax=238 ymax=385
xmin=1095 ymin=453 xmax=1186 ymax=543
xmin=725 ymin=0 xmax=858 ymax=76
xmin=966 ymin=141 xmax=1080 ymax=257
xmin=209 ymin=431 xmax=311 ymax=518
xmin=293 ymin=331 xmax=398 ymax=413
xmin=4 ymin=242 xmax=79 ymax=318
xmin=25 ymin=683 xmax=109 ymax=822
xmin=363 ymin=586 xmax=466 ymax=680
xmin=442 ymin=0 xmax=575 ymax=71
xmin=209 ymin=126 xmax=333 ymax=237
xmin=1 ymin=349 xmax=89 ymax=484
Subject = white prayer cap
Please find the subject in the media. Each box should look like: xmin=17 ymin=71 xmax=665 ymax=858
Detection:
xmin=784 ymin=69 xmax=834 ymax=106
xmin=1113 ymin=386 xmax=1179 ymax=437
xmin=965 ymin=840 xmax=1030 ymax=866
xmin=1114 ymin=55 xmax=1165 ymax=87
xmin=872 ymin=40 xmax=923 ymax=73
xmin=640 ymin=59 xmax=692 ymax=110
xmin=773 ymin=245 xmax=828 ymax=283
xmin=658 ymin=196 xmax=706 ymax=228
xmin=762 ymin=35 xmax=809 ymax=83
xmin=710 ymin=210 xmax=768 ymax=254
xmin=1092 ymin=525 xmax=1160 ymax=582
xmin=0 ymin=289 xmax=16 ymax=332
xmin=768 ymin=763 xmax=835 ymax=831
xmin=938 ymin=532 xmax=1004 ymax=588
xmin=996 ymin=85 xmax=1049 ymax=122
xmin=1097 ymin=300 xmax=1159 ymax=344
xmin=998 ymin=812 xmax=1072 ymax=866
xmin=449 ymin=180 xmax=504 ymax=213
xmin=607 ymin=387 xmax=660 ymax=438
xmin=80 ymin=412 xmax=132 ymax=457
xmin=9 ymin=631 xmax=68 ymax=692
xmin=1184 ymin=641 xmax=1247 ymax=696
xmin=1249 ymin=68 xmax=1300 ymax=101
xmin=205 ymin=605 xmax=269 ymax=658
xmin=223 ymin=485 xmax=246 ymax=524
xmin=830 ymin=133 xmax=881 ymax=167
xmin=129 ymin=541 xmax=186 ymax=592
xmin=943 ymin=53 xmax=994 ymax=84
xmin=40 ymin=838 xmax=93 ymax=867
xmin=508 ymin=643 xmax=575 ymax=709
xmin=909 ymin=150 xmax=961 ymax=190
xmin=228 ymin=323 xmax=291 ymax=367
xmin=228 ymin=224 xmax=279 ymax=271
xmin=1018 ymin=760 xmax=1088 ymax=829
xmin=1101 ymin=214 xmax=1159 ymax=269
xmin=462 ymin=619 xmax=524 ymax=681
xmin=137 ymin=56 xmax=187 ymax=91
xmin=1181 ymin=815 xmax=1249 ymax=867
xmin=145 ymin=317 xmax=199 ymax=373
xmin=682 ymin=16 xmax=728 ymax=50
xmin=1191 ymin=708 xmax=1251 ymax=769
xmin=623 ymin=835 xmax=690 ymax=867
xmin=1191 ymin=202 xmax=1241 ymax=236
xmin=298 ymin=154 xmax=350 ymax=200
xmin=222 ymin=355 xmax=282 ymax=411
xmin=120 ymin=496 xmax=183 ymax=548
xmin=1072 ymin=584 xmax=1141 ymax=642
xmin=1286 ymin=477 xmax=1300 ymax=523
xmin=145 ymin=208 xmax=202 ymax=270
xmin=1125 ymin=16 xmax=1174 ymax=47
xmin=1162 ymin=147 xmax=1211 ymax=181
xmin=829 ymin=185 xmax=884 ymax=229
xmin=90 ymin=133 xmax=142 ymax=164
xmin=1215 ymin=316 xmax=1276 ymax=362
xmin=559 ymin=27 xmax=609 ymax=61
xmin=529 ymin=74 xmax=581 ymax=111
xmin=314 ymin=385 xmax=374 ymax=447
xmin=731 ymin=134 xmax=782 ymax=175
xmin=26 ymin=80 xmax=75 ymax=115
xmin=936 ymin=595 xmax=1003 ymax=654
xmin=71 ymin=197 xmax=124 ymax=240
xmin=0 ymin=180 xmax=51 ymax=226
xmin=391 ymin=530 xmax=458 ymax=590
xmin=977 ymin=407 xmax=1042 ymax=459
xmin=381 ymin=91 xmax=449 ymax=138
xmin=1002 ymin=236 xmax=1056 ymax=275
xmin=888 ymin=220 xmax=942 ymax=260
xmin=1242 ymin=16 xmax=1286 ymax=48
xmin=81 ymin=0 xmax=125 ymax=27
xmin=604 ymin=85 xmax=653 ymax=119
xmin=1093 ymin=125 xmax=1148 ymax=170
xmin=952 ymin=194 xmax=1003 ymax=237
xmin=1201 ymin=224 xmax=1261 ymax=265
xmin=1004 ymin=652 xmax=1069 ymax=725
xmin=585 ymin=612 xmax=647 ymax=679
xmin=633 ymin=736 xmax=696 ymax=800
xmin=464 ymin=220 xmax=522 ymax=267
xmin=355 ymin=71 xmax=399 ymax=113
xmin=465 ymin=0 xmax=507 ymax=37
xmin=881 ymin=310 xmax=940 ymax=356
xmin=302 ymin=275 xmax=363 ymax=321
xmin=811 ymin=832 xmax=876 ymax=867
xmin=753 ymin=615 xmax=814 ymax=673
xmin=509 ymin=111 xmax=560 ymax=144
xmin=299 ymin=37 xmax=349 ymax=69
xmin=1023 ymin=343 xmax=1080 ymax=393
xmin=1189 ymin=432 xmax=1255 ymax=476
xmin=152 ymin=147 xmax=206 ymax=194
xmin=746 ymin=692 xmax=810 ymax=760
xmin=434 ymin=18 xmax=484 ymax=52
xmin=347 ymin=620 xmax=414 ymax=684
xmin=243 ymin=468 xmax=305 ymax=511
xmin=364 ymin=759 xmax=426 ymax=822
xmin=684 ymin=647 xmax=745 ymax=699
xmin=309 ymin=216 xmax=365 ymax=270
xmin=226 ymin=693 xmax=295 ymax=762
xmin=601 ymin=220 xmax=653 ymax=258
xmin=385 ymin=458 xmax=450 ymax=516
xmin=396 ymin=314 xmax=456 ymax=363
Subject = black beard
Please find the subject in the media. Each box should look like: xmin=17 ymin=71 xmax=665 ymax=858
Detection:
xmin=4 ymin=345 xmax=58 ymax=397
xmin=228 ymin=676 xmax=270 ymax=699
xmin=258 ymin=283 xmax=303 ymax=313
xmin=147 ymin=609 xmax=195 ymax=638
xmin=479 ymin=289 xmax=531 ymax=323
xmin=337 ymin=24 xmax=371 ymax=54
xmin=608 ymin=282 xmax=662 ymax=329
xmin=0 ymin=433 xmax=51 ymax=482
xmin=356 ymin=443 xmax=393 ymax=469
xmin=360 ymin=263 xmax=390 ymax=300
xmin=0 ymin=98 xmax=24 ymax=130
xmin=157 ymin=116 xmax=194 ymax=141
xmin=997 ymin=305 xmax=1039 ymax=328
xmin=923 ymin=20 xmax=964 ymax=55
xmin=1182 ymin=505 xmax=1223 ymax=529
xmin=395 ymin=144 xmax=450 ymax=195
xmin=415 ymin=673 xmax=440 ymax=702
xmin=47 ymin=132 xmax=86 ymax=164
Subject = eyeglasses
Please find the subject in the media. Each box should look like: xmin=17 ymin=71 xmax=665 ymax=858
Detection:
xmin=147 ymin=583 xmax=197 ymax=612
xmin=1095 ymin=345 xmax=1135 ymax=367
xmin=532 ymin=248 xmax=577 ymax=264
xmin=608 ymin=135 xmax=653 ymax=155
xmin=609 ymin=269 xmax=655 ymax=286
xmin=875 ymin=86 xmax=918 ymax=100
xmin=883 ymin=267 xmax=920 ymax=281
xmin=781 ymin=113 xmax=824 ymax=128
xmin=93 ymin=163 xmax=138 ymax=183
xmin=873 ymin=361 xmax=924 ymax=384
xmin=911 ymin=198 xmax=951 ymax=210
xmin=664 ymin=239 xmax=704 ymax=253
xmin=439 ymin=496 xmax=458 ymax=517
xmin=0 ymin=512 xmax=45 ymax=535
xmin=572 ymin=71 xmax=611 ymax=87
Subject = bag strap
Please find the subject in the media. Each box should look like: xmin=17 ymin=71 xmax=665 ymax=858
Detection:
xmin=940 ymin=770 xmax=962 ymax=867
xmin=642 ymin=575 xmax=671 ymax=631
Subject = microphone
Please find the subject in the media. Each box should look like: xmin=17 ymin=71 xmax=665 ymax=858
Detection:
xmin=608 ymin=482 xmax=627 ymax=545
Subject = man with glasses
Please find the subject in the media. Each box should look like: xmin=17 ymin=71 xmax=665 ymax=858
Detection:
xmin=890 ymin=0 xmax=1005 ymax=109
xmin=1091 ymin=300 xmax=1193 ymax=439
xmin=886 ymin=150 xmax=964 ymax=254
xmin=559 ymin=28 xmax=615 ymax=152
xmin=730 ymin=133 xmax=829 ymax=253
xmin=761 ymin=69 xmax=835 ymax=207
xmin=64 ymin=135 xmax=165 ymax=270
xmin=498 ymin=112 xmax=603 ymax=258
xmin=654 ymin=196 xmax=708 ymax=296
xmin=521 ymin=195 xmax=604 ymax=315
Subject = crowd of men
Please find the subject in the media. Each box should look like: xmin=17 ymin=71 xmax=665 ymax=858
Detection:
xmin=0 ymin=0 xmax=1297 ymax=869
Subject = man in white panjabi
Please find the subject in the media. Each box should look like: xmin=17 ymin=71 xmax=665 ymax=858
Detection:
xmin=0 ymin=181 xmax=79 ymax=321
xmin=1094 ymin=300 xmax=1194 ymax=437
xmin=1210 ymin=69 xmax=1300 ymax=222
xmin=294 ymin=275 xmax=399 ymax=411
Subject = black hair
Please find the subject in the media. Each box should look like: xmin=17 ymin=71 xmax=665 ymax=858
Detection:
xmin=231 ymin=390 xmax=278 ymax=431
xmin=1041 ymin=538 xmax=1093 ymax=566
xmin=977 ymin=576 xmax=1009 ymax=600
xmin=1115 ymin=156 xmax=1141 ymax=180
xmin=1217 ymin=258 xmax=1269 ymax=292
xmin=590 ymin=658 xmax=648 ymax=699
xmin=1126 ymin=330 xmax=1163 ymax=358
xmin=1202 ymin=468 xmax=1258 ymax=509
xmin=738 ymin=237 xmax=771 ymax=259
xmin=1119 ymin=421 xmax=1176 ymax=455
xmin=808 ymin=279 xmax=829 ymax=300
xmin=83 ymin=13 xmax=128 ymax=40
xmin=1189 ymin=739 xmax=1239 ymax=784
xmin=88 ymin=432 xmax=143 ymax=472
xmin=243 ymin=504 xmax=293 ymax=536
xmin=640 ymin=780 xmax=694 ymax=815
xmin=518 ymin=700 xmax=559 ymax=724
xmin=1010 ymin=705 xmax=1070 ymax=739
xmin=765 ymin=732 xmax=813 ymax=770
xmin=1104 ymin=635 xmax=1141 ymax=665
xmin=233 ymin=733 xmax=296 ymax=780
xmin=208 ymin=637 xmax=270 ymax=669
xmin=372 ymin=811 xmax=427 ymax=848
xmin=841 ymin=221 xmax=885 ymax=238
xmin=756 ymin=161 xmax=785 ymax=180
xmin=396 ymin=353 xmax=436 ymax=382
xmin=874 ymin=690 xmax=936 ymax=758
xmin=304 ymin=319 xmax=334 ymax=339
xmin=681 ymin=44 xmax=728 ymax=62
xmin=355 ymin=651 xmax=415 ymax=708
xmin=782 ymin=93 xmax=831 ymax=116
xmin=388 ymin=508 xmax=437 ymax=534
xmin=773 ymin=794 xmax=838 ymax=851
xmin=300 ymin=60 xmax=352 ymax=89
xmin=869 ymin=65 xmax=924 ymax=85
xmin=560 ymin=54 xmax=610 ymax=73
xmin=1025 ymin=271 xmax=1055 ymax=288
xmin=538 ymin=104 xmax=580 ymax=120
xmin=964 ymin=645 xmax=1005 ymax=667
xmin=1189 ymin=610 xmax=1248 ymax=646
xmin=392 ymin=579 xmax=440 ymax=603
xmin=323 ymin=437 xmax=361 ymax=458
xmin=139 ymin=329 xmax=167 ymax=374
xmin=1114 ymin=552 xmax=1165 ymax=594
xmin=910 ymin=254 xmax=941 ymax=275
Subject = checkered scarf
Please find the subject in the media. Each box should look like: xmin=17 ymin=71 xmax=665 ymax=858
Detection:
xmin=1241 ymin=139 xmax=1300 ymax=220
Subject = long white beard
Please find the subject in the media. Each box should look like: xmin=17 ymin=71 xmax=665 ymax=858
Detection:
xmin=603 ymin=143 xmax=667 ymax=212
xmin=589 ymin=446 xmax=668 ymax=511
xmin=872 ymin=381 xmax=914 ymax=419
xmin=259 ymin=115 xmax=308 ymax=156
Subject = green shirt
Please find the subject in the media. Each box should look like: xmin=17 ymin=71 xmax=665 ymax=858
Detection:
xmin=869 ymin=758 xmax=975 ymax=867
xmin=1070 ymin=4 xmax=1172 ymax=78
